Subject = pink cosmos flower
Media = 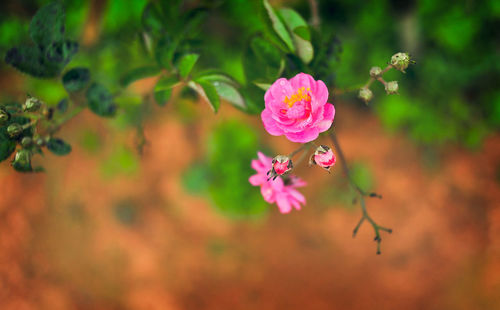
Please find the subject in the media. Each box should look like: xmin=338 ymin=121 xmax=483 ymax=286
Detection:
xmin=310 ymin=145 xmax=336 ymax=171
xmin=261 ymin=73 xmax=335 ymax=143
xmin=249 ymin=152 xmax=306 ymax=214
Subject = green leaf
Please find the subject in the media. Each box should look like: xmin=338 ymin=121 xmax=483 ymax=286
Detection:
xmin=262 ymin=0 xmax=295 ymax=52
xmin=243 ymin=36 xmax=283 ymax=82
xmin=155 ymin=36 xmax=178 ymax=69
xmin=47 ymin=138 xmax=72 ymax=156
xmin=196 ymin=74 xmax=246 ymax=110
xmin=86 ymin=83 xmax=116 ymax=117
xmin=120 ymin=66 xmax=161 ymax=87
xmin=177 ymin=53 xmax=199 ymax=78
xmin=29 ymin=2 xmax=65 ymax=48
xmin=189 ymin=81 xmax=220 ymax=113
xmin=5 ymin=45 xmax=67 ymax=78
xmin=279 ymin=8 xmax=313 ymax=64
xmin=0 ymin=135 xmax=16 ymax=162
xmin=154 ymin=89 xmax=172 ymax=106
xmin=62 ymin=67 xmax=90 ymax=92
xmin=141 ymin=2 xmax=164 ymax=34
xmin=293 ymin=25 xmax=310 ymax=41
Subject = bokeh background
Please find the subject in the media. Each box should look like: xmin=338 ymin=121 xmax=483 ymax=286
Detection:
xmin=1 ymin=0 xmax=499 ymax=309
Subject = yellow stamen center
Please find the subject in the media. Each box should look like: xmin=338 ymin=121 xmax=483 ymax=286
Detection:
xmin=283 ymin=87 xmax=311 ymax=108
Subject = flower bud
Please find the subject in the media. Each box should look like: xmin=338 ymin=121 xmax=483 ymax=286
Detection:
xmin=12 ymin=149 xmax=32 ymax=172
xmin=36 ymin=137 xmax=45 ymax=147
xmin=309 ymin=145 xmax=336 ymax=172
xmin=385 ymin=81 xmax=399 ymax=94
xmin=369 ymin=66 xmax=382 ymax=78
xmin=267 ymin=155 xmax=293 ymax=180
xmin=7 ymin=123 xmax=23 ymax=137
xmin=24 ymin=97 xmax=42 ymax=112
xmin=390 ymin=52 xmax=411 ymax=72
xmin=358 ymin=88 xmax=373 ymax=103
xmin=0 ymin=107 xmax=10 ymax=125
xmin=21 ymin=136 xmax=32 ymax=147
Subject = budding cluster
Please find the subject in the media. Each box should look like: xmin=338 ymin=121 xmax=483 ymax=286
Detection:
xmin=358 ymin=88 xmax=373 ymax=103
xmin=390 ymin=52 xmax=412 ymax=73
xmin=385 ymin=81 xmax=399 ymax=94
xmin=24 ymin=97 xmax=42 ymax=112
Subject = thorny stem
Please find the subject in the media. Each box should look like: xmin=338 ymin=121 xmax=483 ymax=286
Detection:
xmin=328 ymin=128 xmax=392 ymax=254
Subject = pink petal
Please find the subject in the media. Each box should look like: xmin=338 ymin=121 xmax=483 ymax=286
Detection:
xmin=257 ymin=152 xmax=271 ymax=166
xmin=249 ymin=174 xmax=266 ymax=186
xmin=261 ymin=109 xmax=284 ymax=136
xmin=289 ymin=73 xmax=317 ymax=93
xmin=251 ymin=159 xmax=267 ymax=173
xmin=290 ymin=199 xmax=302 ymax=210
xmin=276 ymin=194 xmax=292 ymax=213
xmin=284 ymin=127 xmax=320 ymax=143
xmin=315 ymin=103 xmax=335 ymax=133
xmin=287 ymin=188 xmax=306 ymax=204
xmin=313 ymin=80 xmax=329 ymax=109
xmin=261 ymin=184 xmax=275 ymax=203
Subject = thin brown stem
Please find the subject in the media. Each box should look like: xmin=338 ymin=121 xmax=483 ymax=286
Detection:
xmin=308 ymin=0 xmax=320 ymax=29
xmin=328 ymin=128 xmax=392 ymax=254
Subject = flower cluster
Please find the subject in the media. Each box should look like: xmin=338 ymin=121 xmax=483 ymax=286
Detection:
xmin=250 ymin=73 xmax=337 ymax=213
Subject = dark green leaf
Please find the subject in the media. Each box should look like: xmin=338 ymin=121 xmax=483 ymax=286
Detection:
xmin=154 ymin=89 xmax=172 ymax=106
xmin=86 ymin=83 xmax=116 ymax=117
xmin=141 ymin=2 xmax=164 ymax=34
xmin=190 ymin=81 xmax=220 ymax=113
xmin=0 ymin=135 xmax=16 ymax=162
xmin=5 ymin=45 xmax=61 ymax=78
xmin=57 ymin=98 xmax=68 ymax=112
xmin=62 ymin=67 xmax=90 ymax=92
xmin=120 ymin=66 xmax=161 ymax=87
xmin=155 ymin=36 xmax=178 ymax=69
xmin=29 ymin=2 xmax=65 ymax=48
xmin=262 ymin=0 xmax=294 ymax=52
xmin=47 ymin=137 xmax=71 ymax=155
xmin=177 ymin=53 xmax=199 ymax=78
xmin=44 ymin=40 xmax=78 ymax=64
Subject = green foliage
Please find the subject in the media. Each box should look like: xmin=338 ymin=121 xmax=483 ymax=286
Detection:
xmin=120 ymin=66 xmax=161 ymax=87
xmin=154 ymin=76 xmax=178 ymax=106
xmin=62 ymin=67 xmax=90 ymax=92
xmin=29 ymin=2 xmax=66 ymax=48
xmin=86 ymin=83 xmax=116 ymax=117
xmin=182 ymin=121 xmax=268 ymax=218
xmin=177 ymin=53 xmax=199 ymax=78
xmin=47 ymin=138 xmax=72 ymax=156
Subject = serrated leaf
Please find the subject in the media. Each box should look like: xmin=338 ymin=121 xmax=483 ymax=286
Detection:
xmin=279 ymin=8 xmax=314 ymax=64
xmin=262 ymin=0 xmax=295 ymax=52
xmin=47 ymin=138 xmax=71 ymax=156
xmin=62 ymin=67 xmax=90 ymax=92
xmin=189 ymin=81 xmax=220 ymax=113
xmin=120 ymin=66 xmax=161 ymax=87
xmin=178 ymin=53 xmax=199 ymax=78
xmin=5 ymin=45 xmax=62 ymax=78
xmin=86 ymin=83 xmax=116 ymax=117
xmin=29 ymin=2 xmax=65 ymax=48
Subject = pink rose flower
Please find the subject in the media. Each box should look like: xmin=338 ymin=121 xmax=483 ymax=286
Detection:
xmin=249 ymin=152 xmax=306 ymax=214
xmin=261 ymin=73 xmax=335 ymax=143
xmin=310 ymin=145 xmax=336 ymax=171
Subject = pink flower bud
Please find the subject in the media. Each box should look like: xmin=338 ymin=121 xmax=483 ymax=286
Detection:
xmin=310 ymin=145 xmax=336 ymax=171
xmin=267 ymin=155 xmax=293 ymax=180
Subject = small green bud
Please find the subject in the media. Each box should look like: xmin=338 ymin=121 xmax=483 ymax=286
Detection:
xmin=385 ymin=81 xmax=399 ymax=94
xmin=24 ymin=97 xmax=42 ymax=112
xmin=36 ymin=137 xmax=45 ymax=147
xmin=358 ymin=88 xmax=373 ymax=103
xmin=369 ymin=66 xmax=383 ymax=78
xmin=0 ymin=107 xmax=10 ymax=125
xmin=7 ymin=123 xmax=23 ymax=137
xmin=21 ymin=136 xmax=33 ymax=147
xmin=390 ymin=52 xmax=411 ymax=72
xmin=12 ymin=149 xmax=32 ymax=172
